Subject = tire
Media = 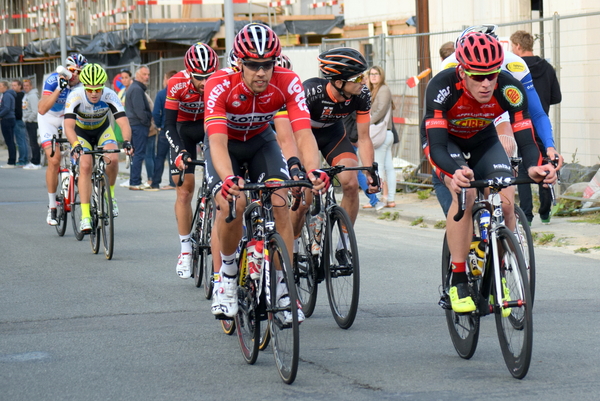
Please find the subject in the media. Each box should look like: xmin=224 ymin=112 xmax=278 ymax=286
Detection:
xmin=191 ymin=196 xmax=204 ymax=288
xmin=494 ymin=226 xmax=533 ymax=379
xmin=441 ymin=233 xmax=480 ymax=359
xmin=55 ymin=193 xmax=68 ymax=237
xmin=221 ymin=319 xmax=236 ymax=335
xmin=99 ymin=173 xmax=114 ymax=260
xmin=235 ymin=249 xmax=260 ymax=365
xmin=71 ymin=178 xmax=84 ymax=241
xmin=294 ymin=216 xmax=318 ymax=318
xmin=89 ymin=174 xmax=101 ymax=255
xmin=324 ymin=205 xmax=360 ymax=329
xmin=514 ymin=205 xmax=536 ymax=305
xmin=202 ymin=199 xmax=215 ymax=299
xmin=267 ymin=233 xmax=299 ymax=384
xmin=258 ymin=319 xmax=270 ymax=351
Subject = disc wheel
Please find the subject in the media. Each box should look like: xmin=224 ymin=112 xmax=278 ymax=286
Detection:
xmin=514 ymin=206 xmax=535 ymax=305
xmin=294 ymin=216 xmax=318 ymax=318
xmin=494 ymin=227 xmax=533 ymax=379
xmin=441 ymin=233 xmax=480 ymax=359
xmin=99 ymin=173 xmax=114 ymax=260
xmin=324 ymin=205 xmax=360 ymax=329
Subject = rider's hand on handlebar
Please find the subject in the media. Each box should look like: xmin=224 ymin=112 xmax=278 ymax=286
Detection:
xmin=122 ymin=140 xmax=134 ymax=157
xmin=221 ymin=175 xmax=243 ymax=201
xmin=174 ymin=151 xmax=191 ymax=171
xmin=70 ymin=142 xmax=83 ymax=160
xmin=546 ymin=147 xmax=564 ymax=170
xmin=528 ymin=164 xmax=557 ymax=186
xmin=450 ymin=166 xmax=474 ymax=193
xmin=308 ymin=169 xmax=329 ymax=193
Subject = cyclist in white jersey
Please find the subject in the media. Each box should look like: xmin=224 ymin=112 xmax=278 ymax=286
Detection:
xmin=38 ymin=53 xmax=87 ymax=226
xmin=64 ymin=64 xmax=133 ymax=233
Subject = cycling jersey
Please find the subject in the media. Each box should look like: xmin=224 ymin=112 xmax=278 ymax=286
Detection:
xmin=422 ymin=68 xmax=542 ymax=178
xmin=303 ymin=77 xmax=371 ymax=129
xmin=38 ymin=73 xmax=82 ymax=146
xmin=204 ymin=66 xmax=311 ymax=141
xmin=441 ymin=51 xmax=554 ymax=148
xmin=64 ymin=86 xmax=126 ymax=130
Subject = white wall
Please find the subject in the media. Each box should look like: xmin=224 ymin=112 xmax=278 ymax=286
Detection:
xmin=344 ymin=0 xmax=414 ymax=26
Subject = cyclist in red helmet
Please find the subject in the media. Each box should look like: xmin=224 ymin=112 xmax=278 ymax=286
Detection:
xmin=163 ymin=42 xmax=220 ymax=279
xmin=421 ymin=32 xmax=557 ymax=313
xmin=204 ymin=23 xmax=325 ymax=320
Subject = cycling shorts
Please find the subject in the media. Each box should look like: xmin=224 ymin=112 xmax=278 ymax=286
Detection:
xmin=169 ymin=121 xmax=206 ymax=176
xmin=312 ymin=122 xmax=357 ymax=166
xmin=204 ymin=126 xmax=289 ymax=195
xmin=38 ymin=113 xmax=64 ymax=148
xmin=76 ymin=120 xmax=118 ymax=151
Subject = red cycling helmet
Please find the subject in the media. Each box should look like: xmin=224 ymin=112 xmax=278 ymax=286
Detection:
xmin=455 ymin=32 xmax=504 ymax=73
xmin=233 ymin=23 xmax=281 ymax=60
xmin=184 ymin=42 xmax=219 ymax=75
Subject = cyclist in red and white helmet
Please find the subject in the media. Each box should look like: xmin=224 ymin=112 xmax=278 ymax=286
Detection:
xmin=277 ymin=54 xmax=293 ymax=70
xmin=163 ymin=42 xmax=220 ymax=279
xmin=422 ymin=32 xmax=557 ymax=314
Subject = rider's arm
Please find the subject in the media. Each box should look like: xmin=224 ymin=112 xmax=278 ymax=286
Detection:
xmin=273 ymin=112 xmax=298 ymax=162
xmin=115 ymin=116 xmax=132 ymax=143
xmin=522 ymin=72 xmax=555 ymax=149
xmin=38 ymin=74 xmax=63 ymax=115
xmin=356 ymin=119 xmax=375 ymax=168
xmin=63 ymin=117 xmax=78 ymax=146
xmin=208 ymin=132 xmax=234 ymax=181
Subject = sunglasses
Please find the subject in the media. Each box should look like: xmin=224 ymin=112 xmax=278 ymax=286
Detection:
xmin=85 ymin=87 xmax=103 ymax=93
xmin=190 ymin=72 xmax=213 ymax=81
xmin=464 ymin=68 xmax=502 ymax=82
xmin=346 ymin=74 xmax=365 ymax=84
xmin=242 ymin=60 xmax=276 ymax=72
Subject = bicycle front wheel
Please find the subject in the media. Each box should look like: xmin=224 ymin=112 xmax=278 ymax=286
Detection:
xmin=55 ymin=195 xmax=67 ymax=237
xmin=202 ymin=199 xmax=216 ymax=299
xmin=267 ymin=233 xmax=299 ymax=384
xmin=89 ymin=175 xmax=101 ymax=255
xmin=494 ymin=226 xmax=533 ymax=379
xmin=191 ymin=197 xmax=203 ymax=288
xmin=441 ymin=233 xmax=480 ymax=359
xmin=514 ymin=205 xmax=536 ymax=305
xmin=294 ymin=215 xmax=318 ymax=318
xmin=71 ymin=178 xmax=84 ymax=241
xmin=235 ymin=251 xmax=260 ymax=365
xmin=99 ymin=172 xmax=114 ymax=260
xmin=324 ymin=205 xmax=360 ymax=329
xmin=221 ymin=319 xmax=236 ymax=335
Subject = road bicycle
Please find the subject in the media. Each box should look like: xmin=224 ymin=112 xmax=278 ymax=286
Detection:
xmin=50 ymin=135 xmax=78 ymax=238
xmin=226 ymin=178 xmax=313 ymax=384
xmin=84 ymin=148 xmax=125 ymax=260
xmin=294 ymin=163 xmax=379 ymax=329
xmin=439 ymin=175 xmax=533 ymax=379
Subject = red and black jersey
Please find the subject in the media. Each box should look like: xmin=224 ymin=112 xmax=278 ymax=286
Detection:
xmin=421 ymin=68 xmax=542 ymax=177
xmin=203 ymin=66 xmax=311 ymax=141
xmin=303 ymin=77 xmax=371 ymax=129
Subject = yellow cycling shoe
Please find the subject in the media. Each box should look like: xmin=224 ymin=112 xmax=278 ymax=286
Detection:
xmin=501 ymin=277 xmax=512 ymax=318
xmin=449 ymin=283 xmax=476 ymax=313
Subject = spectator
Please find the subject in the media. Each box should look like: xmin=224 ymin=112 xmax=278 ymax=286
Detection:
xmin=511 ymin=30 xmax=562 ymax=225
xmin=125 ymin=66 xmax=152 ymax=190
xmin=144 ymin=92 xmax=156 ymax=189
xmin=367 ymin=66 xmax=396 ymax=209
xmin=345 ymin=111 xmax=379 ymax=208
xmin=0 ymin=81 xmax=17 ymax=168
xmin=11 ymin=80 xmax=28 ymax=167
xmin=150 ymin=70 xmax=178 ymax=190
xmin=439 ymin=41 xmax=455 ymax=61
xmin=114 ymin=69 xmax=132 ymax=144
xmin=22 ymin=79 xmax=41 ymax=169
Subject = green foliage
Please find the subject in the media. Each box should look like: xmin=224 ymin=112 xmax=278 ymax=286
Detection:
xmin=434 ymin=220 xmax=446 ymax=229
xmin=417 ymin=189 xmax=432 ymax=200
xmin=410 ymin=216 xmax=424 ymax=226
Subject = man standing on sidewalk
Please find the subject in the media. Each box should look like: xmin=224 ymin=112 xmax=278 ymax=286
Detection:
xmin=11 ymin=80 xmax=29 ymax=167
xmin=0 ymin=81 xmax=17 ymax=168
xmin=125 ymin=66 xmax=152 ymax=190
xmin=22 ymin=79 xmax=41 ymax=169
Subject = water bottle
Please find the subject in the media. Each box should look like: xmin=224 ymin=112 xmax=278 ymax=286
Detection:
xmin=56 ymin=65 xmax=73 ymax=80
xmin=479 ymin=210 xmax=490 ymax=241
xmin=310 ymin=214 xmax=324 ymax=255
xmin=246 ymin=239 xmax=257 ymax=278
xmin=469 ymin=237 xmax=486 ymax=276
xmin=249 ymin=240 xmax=264 ymax=280
xmin=60 ymin=169 xmax=70 ymax=194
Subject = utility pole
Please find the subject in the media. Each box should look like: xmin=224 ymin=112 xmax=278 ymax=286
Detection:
xmin=415 ymin=0 xmax=431 ymax=174
xmin=60 ymin=0 xmax=67 ymax=64
xmin=224 ymin=0 xmax=235 ymax=57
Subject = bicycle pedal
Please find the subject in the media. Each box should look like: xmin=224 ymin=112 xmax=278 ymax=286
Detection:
xmin=438 ymin=295 xmax=451 ymax=310
xmin=213 ymin=313 xmax=231 ymax=321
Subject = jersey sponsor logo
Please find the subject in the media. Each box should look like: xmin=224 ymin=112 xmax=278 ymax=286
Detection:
xmin=493 ymin=163 xmax=511 ymax=171
xmin=451 ymin=117 xmax=492 ymax=128
xmin=169 ymin=82 xmax=187 ymax=97
xmin=229 ymin=112 xmax=274 ymax=124
xmin=502 ymin=85 xmax=523 ymax=107
xmin=232 ymin=101 xmax=241 ymax=107
xmin=239 ymin=94 xmax=247 ymax=101
xmin=287 ymin=76 xmax=308 ymax=112
xmin=481 ymin=103 xmax=496 ymax=108
xmin=425 ymin=119 xmax=447 ymax=128
xmin=506 ymin=62 xmax=526 ymax=73
xmin=512 ymin=120 xmax=532 ymax=130
xmin=433 ymin=86 xmax=451 ymax=105
xmin=206 ymin=79 xmax=231 ymax=113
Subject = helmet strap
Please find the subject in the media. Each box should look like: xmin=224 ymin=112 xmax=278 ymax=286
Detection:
xmin=333 ymin=80 xmax=352 ymax=100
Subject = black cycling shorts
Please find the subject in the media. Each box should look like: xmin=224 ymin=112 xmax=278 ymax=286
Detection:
xmin=169 ymin=121 xmax=206 ymax=176
xmin=312 ymin=122 xmax=357 ymax=166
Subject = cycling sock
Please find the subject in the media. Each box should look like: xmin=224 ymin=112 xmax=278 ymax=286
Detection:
xmin=336 ymin=232 xmax=350 ymax=251
xmin=220 ymin=252 xmax=237 ymax=276
xmin=110 ymin=185 xmax=115 ymax=198
xmin=451 ymin=261 xmax=467 ymax=286
xmin=81 ymin=203 xmax=91 ymax=219
xmin=48 ymin=192 xmax=56 ymax=208
xmin=179 ymin=234 xmax=192 ymax=254
xmin=293 ymin=237 xmax=300 ymax=253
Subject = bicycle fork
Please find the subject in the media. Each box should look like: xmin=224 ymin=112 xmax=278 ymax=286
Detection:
xmin=489 ymin=229 xmax=526 ymax=313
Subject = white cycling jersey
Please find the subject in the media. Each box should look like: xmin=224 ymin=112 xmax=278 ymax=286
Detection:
xmin=64 ymin=86 xmax=126 ymax=130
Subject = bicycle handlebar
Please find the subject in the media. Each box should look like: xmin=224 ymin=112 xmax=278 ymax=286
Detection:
xmin=177 ymin=158 xmax=206 ymax=187
xmin=50 ymin=135 xmax=70 ymax=158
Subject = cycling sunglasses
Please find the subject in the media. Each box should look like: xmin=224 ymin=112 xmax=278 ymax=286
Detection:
xmin=346 ymin=74 xmax=365 ymax=84
xmin=242 ymin=60 xmax=276 ymax=72
xmin=85 ymin=87 xmax=103 ymax=93
xmin=464 ymin=68 xmax=502 ymax=82
xmin=191 ymin=72 xmax=213 ymax=81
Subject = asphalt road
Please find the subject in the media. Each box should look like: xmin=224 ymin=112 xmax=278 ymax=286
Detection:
xmin=1 ymin=167 xmax=599 ymax=400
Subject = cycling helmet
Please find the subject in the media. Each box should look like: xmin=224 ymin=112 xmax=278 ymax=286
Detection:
xmin=317 ymin=47 xmax=368 ymax=80
xmin=455 ymin=24 xmax=498 ymax=47
xmin=277 ymin=54 xmax=293 ymax=70
xmin=79 ymin=63 xmax=108 ymax=86
xmin=233 ymin=23 xmax=281 ymax=60
xmin=65 ymin=53 xmax=88 ymax=69
xmin=226 ymin=48 xmax=238 ymax=68
xmin=455 ymin=32 xmax=504 ymax=73
xmin=184 ymin=42 xmax=219 ymax=75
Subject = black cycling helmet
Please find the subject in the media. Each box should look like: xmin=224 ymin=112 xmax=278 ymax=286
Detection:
xmin=318 ymin=47 xmax=368 ymax=81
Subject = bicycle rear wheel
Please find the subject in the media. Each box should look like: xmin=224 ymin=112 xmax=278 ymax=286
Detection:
xmin=324 ymin=205 xmax=360 ymax=329
xmin=71 ymin=178 xmax=84 ymax=241
xmin=494 ymin=226 xmax=533 ymax=379
xmin=202 ymin=199 xmax=215 ymax=299
xmin=267 ymin=233 xmax=299 ymax=384
xmin=191 ymin=197 xmax=204 ymax=288
xmin=89 ymin=175 xmax=101 ymax=254
xmin=99 ymin=172 xmax=114 ymax=260
xmin=441 ymin=233 xmax=480 ymax=359
xmin=514 ymin=205 xmax=535 ymax=305
xmin=55 ymin=194 xmax=67 ymax=237
xmin=235 ymin=250 xmax=260 ymax=365
xmin=294 ymin=215 xmax=318 ymax=318
xmin=221 ymin=319 xmax=236 ymax=335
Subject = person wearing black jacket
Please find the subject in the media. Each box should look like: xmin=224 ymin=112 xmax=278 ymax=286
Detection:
xmin=511 ymin=30 xmax=562 ymax=225
xmin=11 ymin=80 xmax=29 ymax=166
xmin=0 ymin=81 xmax=17 ymax=168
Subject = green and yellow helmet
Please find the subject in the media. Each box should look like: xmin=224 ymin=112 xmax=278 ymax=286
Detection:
xmin=79 ymin=63 xmax=108 ymax=87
